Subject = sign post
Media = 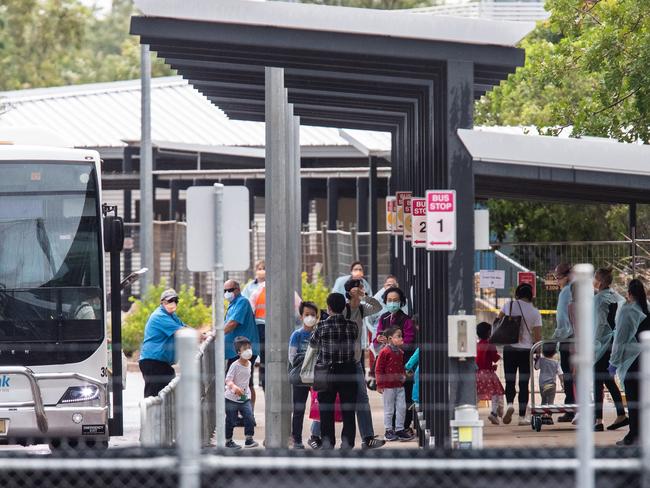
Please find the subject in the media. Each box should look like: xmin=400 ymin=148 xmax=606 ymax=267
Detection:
xmin=386 ymin=196 xmax=396 ymax=232
xmin=403 ymin=196 xmax=413 ymax=242
xmin=425 ymin=190 xmax=457 ymax=251
xmin=186 ymin=184 xmax=249 ymax=447
xmin=411 ymin=197 xmax=427 ymax=248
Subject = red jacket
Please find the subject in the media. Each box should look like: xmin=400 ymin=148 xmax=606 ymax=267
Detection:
xmin=375 ymin=345 xmax=406 ymax=389
xmin=476 ymin=338 xmax=500 ymax=371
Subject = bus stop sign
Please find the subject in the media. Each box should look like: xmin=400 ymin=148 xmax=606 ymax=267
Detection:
xmin=186 ymin=185 xmax=250 ymax=271
xmin=426 ymin=190 xmax=456 ymax=251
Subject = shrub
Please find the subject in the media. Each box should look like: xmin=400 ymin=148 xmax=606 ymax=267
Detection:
xmin=122 ymin=281 xmax=212 ymax=356
xmin=301 ymin=272 xmax=329 ymax=310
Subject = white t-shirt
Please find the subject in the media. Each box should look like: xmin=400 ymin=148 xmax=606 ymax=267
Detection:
xmin=501 ymin=299 xmax=542 ymax=349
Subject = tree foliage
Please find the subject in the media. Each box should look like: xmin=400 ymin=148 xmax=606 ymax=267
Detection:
xmin=0 ymin=0 xmax=172 ymax=91
xmin=476 ymin=0 xmax=650 ymax=243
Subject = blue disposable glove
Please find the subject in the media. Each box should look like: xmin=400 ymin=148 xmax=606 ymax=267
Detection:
xmin=608 ymin=364 xmax=617 ymax=377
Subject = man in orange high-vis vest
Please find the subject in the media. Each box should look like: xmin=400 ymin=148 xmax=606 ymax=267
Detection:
xmin=249 ymin=283 xmax=267 ymax=389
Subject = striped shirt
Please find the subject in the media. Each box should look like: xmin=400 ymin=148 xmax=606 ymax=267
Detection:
xmin=310 ymin=313 xmax=358 ymax=364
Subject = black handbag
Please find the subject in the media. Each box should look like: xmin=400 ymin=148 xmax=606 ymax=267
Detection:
xmin=313 ymin=362 xmax=333 ymax=392
xmin=490 ymin=301 xmax=526 ymax=345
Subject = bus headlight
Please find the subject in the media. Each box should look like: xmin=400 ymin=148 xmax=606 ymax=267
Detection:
xmin=58 ymin=385 xmax=100 ymax=404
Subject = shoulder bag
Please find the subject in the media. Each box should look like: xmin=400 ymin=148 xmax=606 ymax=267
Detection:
xmin=490 ymin=300 xmax=523 ymax=345
xmin=313 ymin=362 xmax=333 ymax=392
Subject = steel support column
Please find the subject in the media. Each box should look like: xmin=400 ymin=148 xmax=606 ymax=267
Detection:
xmin=327 ymin=178 xmax=339 ymax=230
xmin=356 ymin=177 xmax=369 ymax=233
xmin=446 ymin=60 xmax=476 ymax=414
xmin=369 ymin=157 xmax=378 ymax=292
xmin=265 ymin=67 xmax=294 ymax=448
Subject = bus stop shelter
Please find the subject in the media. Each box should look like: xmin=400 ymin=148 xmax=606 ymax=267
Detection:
xmin=131 ymin=0 xmax=533 ymax=447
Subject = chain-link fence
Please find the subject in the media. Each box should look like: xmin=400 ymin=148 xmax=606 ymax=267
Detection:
xmin=117 ymin=222 xmax=392 ymax=305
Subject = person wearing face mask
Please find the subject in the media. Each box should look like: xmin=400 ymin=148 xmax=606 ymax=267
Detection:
xmin=610 ymin=279 xmax=650 ymax=446
xmin=242 ymin=260 xmax=266 ymax=301
xmin=139 ymin=289 xmax=186 ymax=397
xmin=224 ymin=280 xmax=260 ymax=411
xmin=225 ymin=336 xmax=258 ymax=449
xmin=332 ymin=261 xmax=373 ymax=297
xmin=551 ymin=263 xmax=576 ymax=422
xmin=288 ymin=301 xmax=319 ymax=449
xmin=373 ymin=286 xmax=416 ymax=434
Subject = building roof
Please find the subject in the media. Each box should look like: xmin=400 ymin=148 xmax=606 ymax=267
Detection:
xmin=134 ymin=0 xmax=533 ymax=48
xmin=0 ymin=76 xmax=389 ymax=152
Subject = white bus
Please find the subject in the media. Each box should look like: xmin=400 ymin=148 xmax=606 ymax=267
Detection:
xmin=0 ymin=144 xmax=123 ymax=448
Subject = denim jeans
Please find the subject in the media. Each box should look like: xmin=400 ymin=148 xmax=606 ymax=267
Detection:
xmin=355 ymin=361 xmax=374 ymax=439
xmin=225 ymin=399 xmax=255 ymax=439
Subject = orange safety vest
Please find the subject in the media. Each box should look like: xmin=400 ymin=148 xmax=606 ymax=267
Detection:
xmin=254 ymin=287 xmax=266 ymax=320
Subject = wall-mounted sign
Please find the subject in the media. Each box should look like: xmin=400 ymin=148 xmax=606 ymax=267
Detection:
xmin=479 ymin=270 xmax=505 ymax=289
xmin=425 ymin=190 xmax=456 ymax=251
xmin=517 ymin=272 xmax=537 ymax=298
xmin=411 ymin=197 xmax=427 ymax=248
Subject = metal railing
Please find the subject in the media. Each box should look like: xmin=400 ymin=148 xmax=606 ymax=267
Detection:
xmin=139 ymin=332 xmax=216 ymax=447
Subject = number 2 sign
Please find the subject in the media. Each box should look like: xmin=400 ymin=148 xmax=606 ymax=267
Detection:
xmin=425 ymin=190 xmax=456 ymax=251
xmin=411 ymin=198 xmax=427 ymax=248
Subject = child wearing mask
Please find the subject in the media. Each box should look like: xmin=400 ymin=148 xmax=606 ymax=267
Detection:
xmin=476 ymin=322 xmax=505 ymax=425
xmin=375 ymin=327 xmax=414 ymax=441
xmin=225 ymin=336 xmax=258 ymax=449
xmin=288 ymin=301 xmax=319 ymax=449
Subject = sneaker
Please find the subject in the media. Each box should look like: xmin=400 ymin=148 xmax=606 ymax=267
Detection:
xmin=225 ymin=439 xmax=242 ymax=450
xmin=293 ymin=439 xmax=305 ymax=449
xmin=361 ymin=436 xmax=386 ymax=449
xmin=396 ymin=429 xmax=415 ymax=442
xmin=616 ymin=435 xmax=637 ymax=446
xmin=502 ymin=405 xmax=515 ymax=425
xmin=594 ymin=423 xmax=604 ymax=432
xmin=542 ymin=416 xmax=554 ymax=425
xmin=518 ymin=417 xmax=530 ymax=426
xmin=244 ymin=438 xmax=258 ymax=448
xmin=557 ymin=412 xmax=574 ymax=423
xmin=384 ymin=430 xmax=398 ymax=442
xmin=404 ymin=427 xmax=416 ymax=437
xmin=308 ymin=436 xmax=322 ymax=450
xmin=487 ymin=413 xmax=499 ymax=425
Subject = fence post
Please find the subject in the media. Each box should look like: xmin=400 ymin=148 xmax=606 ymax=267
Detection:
xmin=177 ymin=328 xmax=201 ymax=488
xmin=321 ymin=223 xmax=329 ymax=285
xmin=574 ymin=263 xmax=594 ymax=488
xmin=641 ymin=331 xmax=650 ymax=488
xmin=351 ymin=225 xmax=359 ymax=263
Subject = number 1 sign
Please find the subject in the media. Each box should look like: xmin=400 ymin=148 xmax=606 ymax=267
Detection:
xmin=425 ymin=190 xmax=456 ymax=251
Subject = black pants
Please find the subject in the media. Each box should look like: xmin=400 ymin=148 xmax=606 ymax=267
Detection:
xmin=503 ymin=346 xmax=531 ymax=417
xmin=559 ymin=341 xmax=575 ymax=404
xmin=139 ymin=359 xmax=175 ymax=398
xmin=624 ymin=356 xmax=640 ymax=442
xmin=291 ymin=385 xmax=310 ymax=443
xmin=319 ymin=362 xmax=358 ymax=449
xmin=594 ymin=348 xmax=625 ymax=420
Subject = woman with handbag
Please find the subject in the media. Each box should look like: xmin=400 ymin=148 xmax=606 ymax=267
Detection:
xmin=288 ymin=301 xmax=319 ymax=449
xmin=309 ymin=293 xmax=359 ymax=449
xmin=497 ymin=283 xmax=542 ymax=425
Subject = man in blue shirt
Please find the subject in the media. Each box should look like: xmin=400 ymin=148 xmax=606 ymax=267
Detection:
xmin=139 ymin=289 xmax=186 ymax=397
xmin=224 ymin=279 xmax=260 ymax=409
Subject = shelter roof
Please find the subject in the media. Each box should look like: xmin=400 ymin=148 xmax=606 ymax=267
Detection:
xmin=0 ymin=76 xmax=388 ymax=152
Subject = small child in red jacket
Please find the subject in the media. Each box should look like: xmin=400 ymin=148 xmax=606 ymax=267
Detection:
xmin=476 ymin=321 xmax=505 ymax=425
xmin=375 ymin=327 xmax=414 ymax=442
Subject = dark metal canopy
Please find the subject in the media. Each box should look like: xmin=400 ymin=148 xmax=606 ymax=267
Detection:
xmin=132 ymin=0 xmax=532 ymax=446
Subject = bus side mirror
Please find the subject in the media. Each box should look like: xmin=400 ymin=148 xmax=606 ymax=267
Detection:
xmin=103 ymin=216 xmax=124 ymax=253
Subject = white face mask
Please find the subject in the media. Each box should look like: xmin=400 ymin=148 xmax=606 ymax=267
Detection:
xmin=303 ymin=316 xmax=317 ymax=328
xmin=240 ymin=349 xmax=253 ymax=360
xmin=224 ymin=291 xmax=235 ymax=302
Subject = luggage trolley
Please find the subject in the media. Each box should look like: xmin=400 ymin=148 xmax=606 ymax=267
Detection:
xmin=529 ymin=339 xmax=578 ymax=432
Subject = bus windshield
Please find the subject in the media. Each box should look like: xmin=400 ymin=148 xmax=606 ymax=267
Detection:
xmin=0 ymin=161 xmax=104 ymax=365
